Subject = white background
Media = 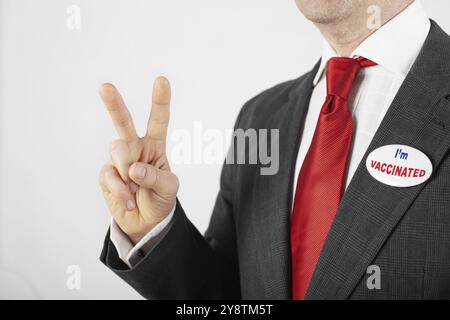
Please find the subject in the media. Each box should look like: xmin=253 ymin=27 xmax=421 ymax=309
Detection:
xmin=0 ymin=0 xmax=449 ymax=299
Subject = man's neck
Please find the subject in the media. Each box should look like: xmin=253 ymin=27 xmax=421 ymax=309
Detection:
xmin=315 ymin=0 xmax=414 ymax=57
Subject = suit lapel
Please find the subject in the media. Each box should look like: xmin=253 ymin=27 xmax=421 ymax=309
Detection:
xmin=252 ymin=63 xmax=319 ymax=299
xmin=306 ymin=21 xmax=450 ymax=300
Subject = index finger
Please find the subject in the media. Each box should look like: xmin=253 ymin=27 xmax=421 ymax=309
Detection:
xmin=146 ymin=76 xmax=171 ymax=141
xmin=99 ymin=83 xmax=138 ymax=141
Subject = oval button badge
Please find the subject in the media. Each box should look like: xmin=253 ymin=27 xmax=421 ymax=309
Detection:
xmin=366 ymin=144 xmax=433 ymax=187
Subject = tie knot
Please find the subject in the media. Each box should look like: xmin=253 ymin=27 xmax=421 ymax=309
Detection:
xmin=326 ymin=57 xmax=376 ymax=99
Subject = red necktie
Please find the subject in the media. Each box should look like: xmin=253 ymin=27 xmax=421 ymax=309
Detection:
xmin=291 ymin=57 xmax=376 ymax=300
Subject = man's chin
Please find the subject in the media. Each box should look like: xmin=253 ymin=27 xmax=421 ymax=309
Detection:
xmin=295 ymin=0 xmax=354 ymax=24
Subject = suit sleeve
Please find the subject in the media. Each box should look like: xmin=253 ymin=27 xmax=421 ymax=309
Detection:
xmin=99 ymin=126 xmax=242 ymax=300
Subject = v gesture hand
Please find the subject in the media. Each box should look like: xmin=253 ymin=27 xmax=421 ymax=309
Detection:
xmin=98 ymin=77 xmax=179 ymax=244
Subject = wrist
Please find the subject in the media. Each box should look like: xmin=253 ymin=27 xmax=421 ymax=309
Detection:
xmin=127 ymin=223 xmax=160 ymax=245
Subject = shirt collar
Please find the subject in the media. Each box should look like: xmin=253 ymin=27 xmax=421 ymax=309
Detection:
xmin=313 ymin=0 xmax=431 ymax=85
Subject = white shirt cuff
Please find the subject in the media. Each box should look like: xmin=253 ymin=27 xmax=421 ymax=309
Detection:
xmin=109 ymin=205 xmax=176 ymax=268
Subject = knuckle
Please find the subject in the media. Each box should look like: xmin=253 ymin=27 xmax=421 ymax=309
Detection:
xmin=116 ymin=188 xmax=130 ymax=200
xmin=115 ymin=117 xmax=132 ymax=129
xmin=108 ymin=140 xmax=133 ymax=167
xmin=99 ymin=164 xmax=110 ymax=185
xmin=109 ymin=139 xmax=124 ymax=153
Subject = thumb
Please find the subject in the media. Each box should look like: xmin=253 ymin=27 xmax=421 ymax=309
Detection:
xmin=129 ymin=162 xmax=179 ymax=196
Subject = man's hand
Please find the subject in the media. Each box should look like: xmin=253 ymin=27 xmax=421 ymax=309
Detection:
xmin=98 ymin=77 xmax=179 ymax=244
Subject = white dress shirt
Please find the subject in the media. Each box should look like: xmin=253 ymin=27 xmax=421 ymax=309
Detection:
xmin=111 ymin=0 xmax=431 ymax=268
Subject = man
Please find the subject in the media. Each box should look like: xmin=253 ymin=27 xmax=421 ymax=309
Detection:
xmin=98 ymin=0 xmax=450 ymax=299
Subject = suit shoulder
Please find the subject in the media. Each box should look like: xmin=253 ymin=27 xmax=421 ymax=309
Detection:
xmin=235 ymin=72 xmax=311 ymax=128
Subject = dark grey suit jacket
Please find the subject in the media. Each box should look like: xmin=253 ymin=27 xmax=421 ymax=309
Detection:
xmin=101 ymin=21 xmax=450 ymax=300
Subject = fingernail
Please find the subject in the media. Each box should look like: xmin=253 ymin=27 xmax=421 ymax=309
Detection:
xmin=135 ymin=166 xmax=146 ymax=179
xmin=126 ymin=200 xmax=135 ymax=211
